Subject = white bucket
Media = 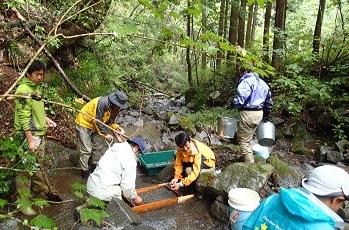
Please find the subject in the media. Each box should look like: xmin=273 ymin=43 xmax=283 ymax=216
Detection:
xmin=228 ymin=188 xmax=260 ymax=230
xmin=252 ymin=144 xmax=270 ymax=159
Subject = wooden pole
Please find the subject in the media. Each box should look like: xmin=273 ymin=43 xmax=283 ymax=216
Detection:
xmin=132 ymin=194 xmax=194 ymax=214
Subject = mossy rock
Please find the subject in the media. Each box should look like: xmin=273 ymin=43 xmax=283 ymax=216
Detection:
xmin=179 ymin=116 xmax=196 ymax=135
xmin=290 ymin=142 xmax=313 ymax=156
xmin=211 ymin=162 xmax=274 ymax=199
xmin=267 ymin=155 xmax=290 ymax=176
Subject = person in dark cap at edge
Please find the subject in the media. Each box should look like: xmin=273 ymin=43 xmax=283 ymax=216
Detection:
xmin=75 ymin=91 xmax=127 ymax=179
xmin=86 ymin=136 xmax=146 ymax=206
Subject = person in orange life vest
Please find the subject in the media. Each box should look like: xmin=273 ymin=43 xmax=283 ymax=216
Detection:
xmin=170 ymin=132 xmax=215 ymax=192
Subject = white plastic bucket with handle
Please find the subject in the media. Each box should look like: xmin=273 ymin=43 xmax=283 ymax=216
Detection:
xmin=228 ymin=188 xmax=260 ymax=230
xmin=252 ymin=143 xmax=270 ymax=159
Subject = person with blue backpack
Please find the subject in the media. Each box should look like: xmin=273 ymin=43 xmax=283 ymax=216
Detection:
xmin=243 ymin=165 xmax=349 ymax=230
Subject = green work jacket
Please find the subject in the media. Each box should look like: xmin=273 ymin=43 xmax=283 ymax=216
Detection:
xmin=14 ymin=77 xmax=47 ymax=136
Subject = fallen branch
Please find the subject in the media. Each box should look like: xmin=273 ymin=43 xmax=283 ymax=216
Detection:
xmin=13 ymin=8 xmax=91 ymax=101
xmin=1 ymin=94 xmax=129 ymax=140
xmin=0 ymin=36 xmax=53 ymax=103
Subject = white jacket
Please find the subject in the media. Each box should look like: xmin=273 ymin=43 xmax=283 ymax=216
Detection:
xmin=87 ymin=142 xmax=137 ymax=201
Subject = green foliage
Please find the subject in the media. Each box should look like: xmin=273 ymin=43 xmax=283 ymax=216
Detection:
xmin=87 ymin=197 xmax=107 ymax=210
xmin=0 ymin=199 xmax=8 ymax=208
xmin=30 ymin=214 xmax=57 ymax=229
xmin=80 ymin=208 xmax=108 ymax=226
xmin=0 ymin=137 xmax=37 ymax=195
xmin=71 ymin=182 xmax=87 ymax=199
xmin=3 ymin=0 xmax=39 ymax=9
xmin=273 ymin=67 xmax=331 ymax=116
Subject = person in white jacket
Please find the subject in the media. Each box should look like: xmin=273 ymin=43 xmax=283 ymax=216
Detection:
xmin=86 ymin=137 xmax=145 ymax=205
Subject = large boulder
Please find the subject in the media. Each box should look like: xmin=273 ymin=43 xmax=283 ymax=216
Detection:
xmin=104 ymin=198 xmax=142 ymax=227
xmin=198 ymin=163 xmax=274 ymax=200
xmin=267 ymin=156 xmax=305 ymax=188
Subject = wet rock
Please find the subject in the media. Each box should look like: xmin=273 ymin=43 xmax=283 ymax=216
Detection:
xmin=194 ymin=131 xmax=208 ymax=141
xmin=317 ymin=146 xmax=334 ymax=162
xmin=336 ymin=140 xmax=349 ymax=152
xmin=46 ymin=140 xmax=79 ymax=169
xmin=104 ymin=198 xmax=142 ymax=227
xmin=134 ymin=119 xmax=144 ymax=128
xmin=297 ymin=163 xmax=314 ymax=177
xmin=196 ymin=171 xmax=217 ymax=197
xmin=277 ymin=165 xmax=304 ymax=188
xmin=129 ymin=111 xmax=140 ymax=117
xmin=209 ymin=135 xmax=222 ymax=146
xmin=168 ymin=114 xmax=179 ymax=126
xmin=210 ymin=198 xmax=230 ymax=225
xmin=199 ymin=163 xmax=274 ymax=200
xmin=0 ymin=219 xmax=20 ymax=230
xmin=156 ymin=163 xmax=175 ymax=182
xmin=271 ymin=117 xmax=285 ymax=126
xmin=326 ymin=151 xmax=344 ymax=163
xmin=281 ymin=126 xmax=293 ymax=138
xmin=124 ymin=224 xmax=156 ymax=230
xmin=77 ymin=226 xmax=100 ymax=230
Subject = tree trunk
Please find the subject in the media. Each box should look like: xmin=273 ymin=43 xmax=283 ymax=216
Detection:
xmin=237 ymin=0 xmax=247 ymax=48
xmin=223 ymin=0 xmax=230 ymax=39
xmin=186 ymin=0 xmax=193 ymax=87
xmin=217 ymin=0 xmax=226 ymax=68
xmin=313 ymin=0 xmax=326 ymax=55
xmin=262 ymin=1 xmax=272 ymax=63
xmin=228 ymin=0 xmax=239 ymax=46
xmin=227 ymin=0 xmax=240 ymax=76
xmin=271 ymin=0 xmax=286 ymax=72
xmin=245 ymin=3 xmax=254 ymax=48
xmin=251 ymin=2 xmax=258 ymax=42
xmin=201 ymin=0 xmax=207 ymax=71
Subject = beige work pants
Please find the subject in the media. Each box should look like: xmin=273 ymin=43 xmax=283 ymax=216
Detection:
xmin=76 ymin=125 xmax=105 ymax=171
xmin=237 ymin=110 xmax=263 ymax=163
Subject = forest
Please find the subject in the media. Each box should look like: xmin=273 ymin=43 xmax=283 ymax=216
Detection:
xmin=0 ymin=0 xmax=348 ymax=229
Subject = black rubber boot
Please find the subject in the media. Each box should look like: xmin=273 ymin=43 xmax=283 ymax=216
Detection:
xmin=80 ymin=170 xmax=89 ymax=179
xmin=89 ymin=164 xmax=97 ymax=174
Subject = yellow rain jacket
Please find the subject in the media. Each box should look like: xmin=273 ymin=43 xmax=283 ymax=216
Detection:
xmin=75 ymin=96 xmax=119 ymax=135
xmin=174 ymin=139 xmax=215 ymax=186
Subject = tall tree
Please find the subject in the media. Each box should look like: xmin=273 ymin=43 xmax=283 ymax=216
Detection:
xmin=237 ymin=0 xmax=247 ymax=48
xmin=227 ymin=0 xmax=240 ymax=63
xmin=201 ymin=0 xmax=208 ymax=71
xmin=262 ymin=1 xmax=272 ymax=62
xmin=186 ymin=0 xmax=193 ymax=87
xmin=313 ymin=0 xmax=326 ymax=55
xmin=245 ymin=3 xmax=254 ymax=48
xmin=271 ymin=0 xmax=287 ymax=72
xmin=251 ymin=2 xmax=258 ymax=42
xmin=217 ymin=0 xmax=227 ymax=68
xmin=223 ymin=0 xmax=230 ymax=39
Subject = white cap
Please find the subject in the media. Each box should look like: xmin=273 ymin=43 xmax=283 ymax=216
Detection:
xmin=302 ymin=165 xmax=349 ymax=197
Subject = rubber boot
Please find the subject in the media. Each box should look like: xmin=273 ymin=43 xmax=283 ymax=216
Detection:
xmin=244 ymin=153 xmax=255 ymax=163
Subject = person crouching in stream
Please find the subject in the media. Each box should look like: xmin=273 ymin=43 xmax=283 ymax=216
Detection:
xmin=86 ymin=136 xmax=145 ymax=206
xmin=170 ymin=132 xmax=215 ymax=194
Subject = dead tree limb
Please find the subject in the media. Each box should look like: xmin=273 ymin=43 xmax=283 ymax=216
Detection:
xmin=13 ymin=8 xmax=91 ymax=101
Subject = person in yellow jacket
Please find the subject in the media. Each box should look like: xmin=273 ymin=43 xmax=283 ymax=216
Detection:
xmin=170 ymin=132 xmax=215 ymax=192
xmin=75 ymin=91 xmax=127 ymax=178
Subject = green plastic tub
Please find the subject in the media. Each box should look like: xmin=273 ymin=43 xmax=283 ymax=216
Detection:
xmin=139 ymin=150 xmax=176 ymax=176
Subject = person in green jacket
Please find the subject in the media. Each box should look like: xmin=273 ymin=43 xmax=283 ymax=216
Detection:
xmin=14 ymin=60 xmax=62 ymax=216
